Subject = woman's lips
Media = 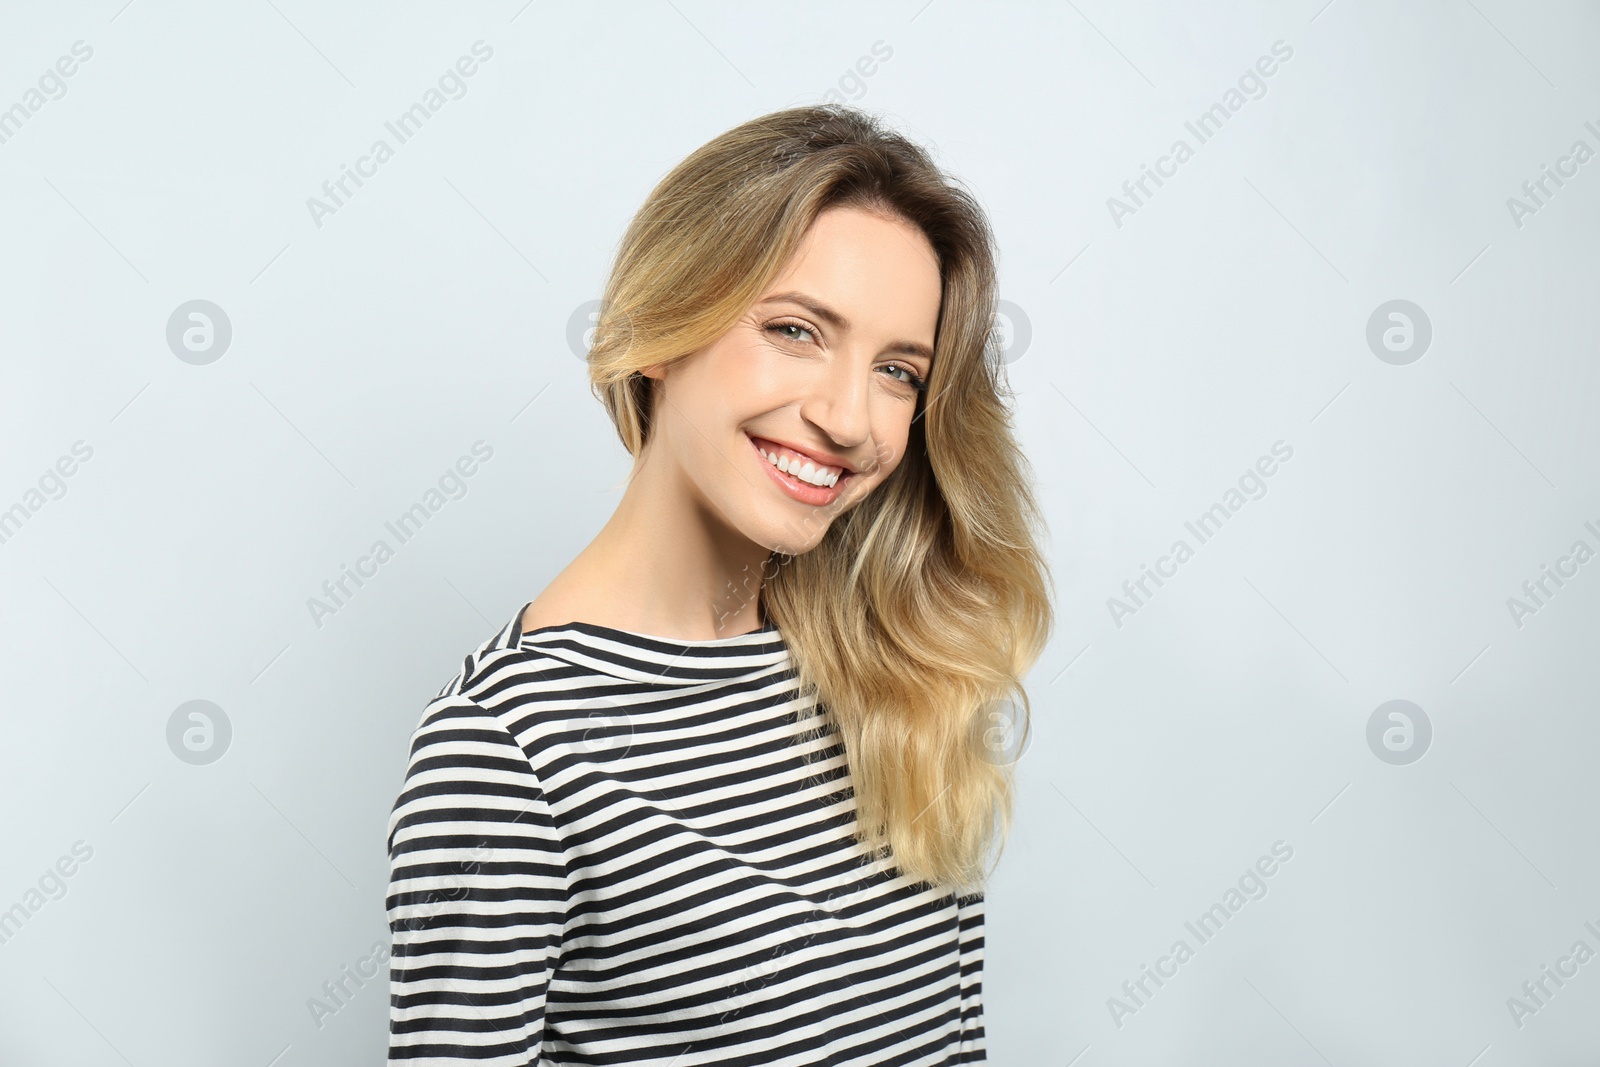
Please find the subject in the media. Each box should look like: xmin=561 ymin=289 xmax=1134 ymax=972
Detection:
xmin=748 ymin=434 xmax=851 ymax=506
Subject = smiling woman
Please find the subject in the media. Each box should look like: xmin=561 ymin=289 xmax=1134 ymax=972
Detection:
xmin=630 ymin=203 xmax=942 ymax=535
xmin=386 ymin=104 xmax=1054 ymax=1065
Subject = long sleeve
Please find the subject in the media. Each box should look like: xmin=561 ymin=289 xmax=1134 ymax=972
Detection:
xmin=955 ymin=892 xmax=986 ymax=1061
xmin=386 ymin=695 xmax=567 ymax=1064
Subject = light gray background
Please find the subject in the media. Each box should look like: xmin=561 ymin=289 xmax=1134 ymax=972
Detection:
xmin=3 ymin=1 xmax=1597 ymax=1063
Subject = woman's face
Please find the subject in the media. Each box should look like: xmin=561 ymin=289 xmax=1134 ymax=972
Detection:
xmin=641 ymin=204 xmax=943 ymax=555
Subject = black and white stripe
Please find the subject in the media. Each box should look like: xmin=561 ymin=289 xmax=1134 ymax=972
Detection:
xmin=386 ymin=603 xmax=986 ymax=1064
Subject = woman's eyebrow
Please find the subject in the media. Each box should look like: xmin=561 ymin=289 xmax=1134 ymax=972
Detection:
xmin=761 ymin=290 xmax=934 ymax=363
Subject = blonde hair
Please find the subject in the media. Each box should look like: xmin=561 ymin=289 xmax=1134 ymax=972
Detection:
xmin=587 ymin=104 xmax=1054 ymax=896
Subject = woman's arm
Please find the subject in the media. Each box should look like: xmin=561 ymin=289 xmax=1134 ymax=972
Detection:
xmin=956 ymin=892 xmax=987 ymax=1061
xmin=387 ymin=695 xmax=566 ymax=1063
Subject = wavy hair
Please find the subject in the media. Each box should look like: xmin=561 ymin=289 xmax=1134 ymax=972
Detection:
xmin=586 ymin=104 xmax=1053 ymax=896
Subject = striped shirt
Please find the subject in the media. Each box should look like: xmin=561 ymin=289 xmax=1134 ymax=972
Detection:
xmin=386 ymin=603 xmax=986 ymax=1064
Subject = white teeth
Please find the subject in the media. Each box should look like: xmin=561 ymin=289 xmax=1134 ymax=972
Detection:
xmin=759 ymin=444 xmax=840 ymax=487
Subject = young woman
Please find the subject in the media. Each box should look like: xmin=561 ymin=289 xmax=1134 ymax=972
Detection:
xmin=386 ymin=104 xmax=1053 ymax=1065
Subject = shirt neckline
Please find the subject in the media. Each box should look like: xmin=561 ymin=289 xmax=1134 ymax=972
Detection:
xmin=509 ymin=600 xmax=787 ymax=686
xmin=513 ymin=600 xmax=778 ymax=645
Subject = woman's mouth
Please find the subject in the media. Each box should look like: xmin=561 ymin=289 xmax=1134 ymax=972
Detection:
xmin=747 ymin=434 xmax=853 ymax=506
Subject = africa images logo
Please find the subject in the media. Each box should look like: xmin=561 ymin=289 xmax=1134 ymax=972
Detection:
xmin=305 ymin=41 xmax=494 ymax=229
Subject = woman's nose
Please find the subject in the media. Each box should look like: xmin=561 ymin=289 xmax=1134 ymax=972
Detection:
xmin=799 ymin=352 xmax=874 ymax=449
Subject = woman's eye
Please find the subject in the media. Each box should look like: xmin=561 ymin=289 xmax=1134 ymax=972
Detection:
xmin=763 ymin=321 xmax=926 ymax=392
xmin=881 ymin=364 xmax=926 ymax=391
xmin=765 ymin=321 xmax=816 ymax=345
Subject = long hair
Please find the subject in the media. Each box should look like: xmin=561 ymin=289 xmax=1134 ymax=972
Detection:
xmin=587 ymin=104 xmax=1053 ymax=896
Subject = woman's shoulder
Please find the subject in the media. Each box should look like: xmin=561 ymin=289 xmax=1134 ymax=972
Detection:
xmin=408 ymin=600 xmax=617 ymax=747
xmin=411 ymin=596 xmax=796 ymax=768
xmin=514 ymin=596 xmax=570 ymax=637
xmin=400 ymin=650 xmax=598 ymax=780
xmin=440 ymin=630 xmax=607 ymax=711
